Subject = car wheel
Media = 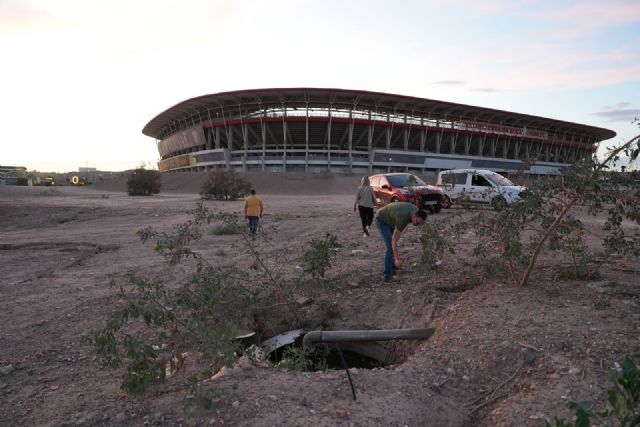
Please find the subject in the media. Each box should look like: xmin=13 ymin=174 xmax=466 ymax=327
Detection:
xmin=491 ymin=196 xmax=506 ymax=211
xmin=391 ymin=196 xmax=399 ymax=203
xmin=443 ymin=196 xmax=452 ymax=209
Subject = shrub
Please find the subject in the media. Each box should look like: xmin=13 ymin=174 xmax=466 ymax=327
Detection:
xmin=302 ymin=233 xmax=341 ymax=279
xmin=420 ymin=221 xmax=449 ymax=269
xmin=126 ymin=167 xmax=161 ymax=196
xmin=200 ymin=169 xmax=251 ymax=200
xmin=211 ymin=222 xmax=244 ymax=235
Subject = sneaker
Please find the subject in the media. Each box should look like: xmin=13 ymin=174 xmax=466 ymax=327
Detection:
xmin=383 ymin=275 xmax=397 ymax=282
xmin=363 ymin=232 xmax=369 ymax=238
xmin=363 ymin=227 xmax=369 ymax=236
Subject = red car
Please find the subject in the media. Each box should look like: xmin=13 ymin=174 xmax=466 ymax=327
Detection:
xmin=369 ymin=173 xmax=446 ymax=213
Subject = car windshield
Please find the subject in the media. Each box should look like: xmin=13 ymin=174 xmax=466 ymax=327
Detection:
xmin=387 ymin=174 xmax=427 ymax=187
xmin=486 ymin=172 xmax=515 ymax=186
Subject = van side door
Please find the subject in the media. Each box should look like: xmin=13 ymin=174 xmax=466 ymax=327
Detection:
xmin=443 ymin=172 xmax=468 ymax=201
xmin=469 ymin=173 xmax=495 ymax=204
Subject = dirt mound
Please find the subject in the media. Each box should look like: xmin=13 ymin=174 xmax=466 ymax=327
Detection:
xmin=92 ymin=171 xmax=363 ymax=195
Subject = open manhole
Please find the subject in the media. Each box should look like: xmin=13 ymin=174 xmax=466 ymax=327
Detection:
xmin=258 ymin=328 xmax=434 ymax=370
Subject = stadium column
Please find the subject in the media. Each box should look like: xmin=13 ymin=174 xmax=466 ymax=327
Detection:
xmin=367 ymin=110 xmax=373 ymax=173
xmin=502 ymin=135 xmax=508 ymax=158
xmin=348 ymin=108 xmax=354 ymax=173
xmin=206 ymin=110 xmax=213 ymax=150
xmin=435 ymin=120 xmax=441 ymax=154
xmin=403 ymin=114 xmax=408 ymax=151
xmin=282 ymin=105 xmax=287 ymax=172
xmin=242 ymin=122 xmax=248 ymax=172
xmin=450 ymin=120 xmax=457 ymax=155
xmin=420 ymin=117 xmax=427 ymax=175
xmin=404 ymin=114 xmax=409 ymax=172
xmin=305 ymin=103 xmax=309 ymax=173
xmin=261 ymin=112 xmax=267 ymax=172
xmin=576 ymin=135 xmax=584 ymax=162
xmin=545 ymin=143 xmax=550 ymax=162
xmin=385 ymin=112 xmax=391 ymax=150
xmin=327 ymin=106 xmax=332 ymax=172
xmin=464 ymin=134 xmax=470 ymax=156
xmin=215 ymin=127 xmax=220 ymax=149
xmin=227 ymin=123 xmax=233 ymax=168
xmin=240 ymin=105 xmax=247 ymax=172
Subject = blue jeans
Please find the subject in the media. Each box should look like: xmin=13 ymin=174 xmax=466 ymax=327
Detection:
xmin=247 ymin=216 xmax=259 ymax=235
xmin=376 ymin=218 xmax=394 ymax=279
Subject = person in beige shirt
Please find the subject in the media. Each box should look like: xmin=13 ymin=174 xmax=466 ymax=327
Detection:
xmin=354 ymin=176 xmax=376 ymax=237
xmin=244 ymin=189 xmax=263 ymax=238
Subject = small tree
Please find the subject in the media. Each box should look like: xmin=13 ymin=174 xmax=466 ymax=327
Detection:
xmin=200 ymin=168 xmax=251 ymax=200
xmin=473 ymin=130 xmax=640 ymax=287
xmin=126 ymin=167 xmax=161 ymax=196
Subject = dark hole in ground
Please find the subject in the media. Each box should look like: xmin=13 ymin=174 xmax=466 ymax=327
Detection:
xmin=265 ymin=342 xmax=389 ymax=370
xmin=324 ymin=348 xmax=384 ymax=369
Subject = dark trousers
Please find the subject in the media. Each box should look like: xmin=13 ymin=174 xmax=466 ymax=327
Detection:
xmin=358 ymin=205 xmax=374 ymax=232
xmin=247 ymin=216 xmax=259 ymax=235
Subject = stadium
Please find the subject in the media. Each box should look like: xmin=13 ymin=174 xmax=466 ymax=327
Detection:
xmin=142 ymin=88 xmax=616 ymax=175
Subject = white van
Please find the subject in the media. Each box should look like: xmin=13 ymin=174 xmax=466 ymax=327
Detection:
xmin=436 ymin=169 xmax=525 ymax=210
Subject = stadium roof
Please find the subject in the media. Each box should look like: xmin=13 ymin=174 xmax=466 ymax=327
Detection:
xmin=142 ymin=88 xmax=616 ymax=141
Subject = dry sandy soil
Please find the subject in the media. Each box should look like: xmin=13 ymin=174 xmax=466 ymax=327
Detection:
xmin=1 ymin=173 xmax=639 ymax=427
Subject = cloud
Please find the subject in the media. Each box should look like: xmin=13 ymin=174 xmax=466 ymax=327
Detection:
xmin=550 ymin=1 xmax=640 ymax=29
xmin=0 ymin=1 xmax=55 ymax=32
xmin=603 ymin=102 xmax=632 ymax=110
xmin=434 ymin=80 xmax=465 ymax=85
xmin=470 ymin=87 xmax=498 ymax=92
xmin=593 ymin=108 xmax=640 ymax=122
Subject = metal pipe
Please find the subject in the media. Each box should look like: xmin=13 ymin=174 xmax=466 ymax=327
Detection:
xmin=302 ymin=328 xmax=434 ymax=349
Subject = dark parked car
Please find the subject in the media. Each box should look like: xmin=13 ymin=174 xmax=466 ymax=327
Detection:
xmin=369 ymin=173 xmax=446 ymax=213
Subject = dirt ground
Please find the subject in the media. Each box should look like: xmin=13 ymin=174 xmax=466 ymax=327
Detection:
xmin=1 ymin=174 xmax=639 ymax=427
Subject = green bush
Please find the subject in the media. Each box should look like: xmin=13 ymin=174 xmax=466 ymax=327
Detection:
xmin=200 ymin=168 xmax=250 ymax=200
xmin=126 ymin=167 xmax=161 ymax=196
xmin=302 ymin=234 xmax=341 ymax=279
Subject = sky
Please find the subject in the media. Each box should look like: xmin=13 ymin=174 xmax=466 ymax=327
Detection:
xmin=1 ymin=0 xmax=639 ymax=172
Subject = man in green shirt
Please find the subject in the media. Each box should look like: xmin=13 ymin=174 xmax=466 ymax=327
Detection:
xmin=375 ymin=202 xmax=427 ymax=281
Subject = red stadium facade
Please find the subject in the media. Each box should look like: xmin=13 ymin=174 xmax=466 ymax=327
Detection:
xmin=142 ymin=88 xmax=615 ymax=175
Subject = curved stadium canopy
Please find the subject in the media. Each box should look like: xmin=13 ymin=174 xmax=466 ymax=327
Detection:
xmin=142 ymin=88 xmax=616 ymax=174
